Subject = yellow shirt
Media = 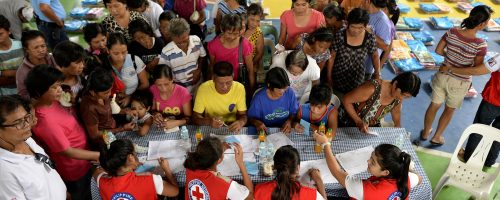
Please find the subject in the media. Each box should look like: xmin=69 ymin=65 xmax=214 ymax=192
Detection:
xmin=193 ymin=80 xmax=247 ymax=123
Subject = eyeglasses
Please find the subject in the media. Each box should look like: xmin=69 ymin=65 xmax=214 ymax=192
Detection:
xmin=0 ymin=113 xmax=34 ymax=130
xmin=34 ymin=153 xmax=56 ymax=169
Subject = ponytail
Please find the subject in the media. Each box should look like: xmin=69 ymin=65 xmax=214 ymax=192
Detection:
xmin=99 ymin=139 xmax=135 ymax=176
xmin=271 ymin=145 xmax=301 ymax=200
xmin=374 ymin=144 xmax=412 ymax=199
xmin=460 ymin=5 xmax=493 ymax=29
xmin=183 ymin=137 xmax=223 ymax=170
xmin=397 ymin=152 xmax=411 ymax=199
xmin=305 ymin=27 xmax=334 ymax=45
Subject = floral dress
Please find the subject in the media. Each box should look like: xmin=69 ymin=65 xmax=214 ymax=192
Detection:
xmin=102 ymin=11 xmax=148 ymax=42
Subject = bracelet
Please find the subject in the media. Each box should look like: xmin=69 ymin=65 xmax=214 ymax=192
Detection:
xmin=321 ymin=142 xmax=331 ymax=150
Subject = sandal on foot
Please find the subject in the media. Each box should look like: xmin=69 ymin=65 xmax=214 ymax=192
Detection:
xmin=430 ymin=136 xmax=445 ymax=146
xmin=419 ymin=129 xmax=432 ymax=141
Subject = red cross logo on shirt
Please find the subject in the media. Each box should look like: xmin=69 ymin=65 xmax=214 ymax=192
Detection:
xmin=192 ymin=186 xmax=204 ymax=200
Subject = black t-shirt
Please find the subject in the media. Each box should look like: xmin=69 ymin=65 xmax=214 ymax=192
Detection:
xmin=128 ymin=37 xmax=165 ymax=65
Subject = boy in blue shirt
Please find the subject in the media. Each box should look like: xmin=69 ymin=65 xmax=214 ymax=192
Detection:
xmin=295 ymin=84 xmax=338 ymax=136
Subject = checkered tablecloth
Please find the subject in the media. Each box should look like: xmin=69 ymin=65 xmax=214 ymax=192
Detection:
xmin=91 ymin=126 xmax=432 ymax=200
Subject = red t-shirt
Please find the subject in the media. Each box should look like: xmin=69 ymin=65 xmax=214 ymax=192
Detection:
xmin=254 ymin=181 xmax=318 ymax=200
xmin=99 ymin=172 xmax=158 ymax=200
xmin=482 ymin=71 xmax=500 ymax=106
xmin=280 ymin=9 xmax=325 ymax=49
xmin=185 ymin=169 xmax=232 ymax=200
xmin=32 ymin=101 xmax=91 ymax=181
xmin=349 ymin=176 xmax=410 ymax=200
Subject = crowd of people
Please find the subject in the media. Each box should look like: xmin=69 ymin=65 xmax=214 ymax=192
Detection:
xmin=0 ymin=0 xmax=497 ymax=199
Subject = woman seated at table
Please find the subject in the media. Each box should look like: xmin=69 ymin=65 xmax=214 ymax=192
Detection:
xmin=254 ymin=145 xmax=327 ymax=200
xmin=248 ymin=68 xmax=298 ymax=134
xmin=94 ymin=139 xmax=178 ymax=199
xmin=102 ymin=0 xmax=148 ymax=42
xmin=338 ymin=72 xmax=421 ymax=133
xmin=184 ymin=137 xmax=253 ymax=200
xmin=26 ymin=65 xmax=100 ymax=199
xmin=313 ymin=132 xmax=422 ymax=199
xmin=150 ymin=64 xmax=192 ymax=130
xmin=80 ymin=68 xmax=136 ymax=145
xmin=270 ymin=50 xmax=320 ymax=103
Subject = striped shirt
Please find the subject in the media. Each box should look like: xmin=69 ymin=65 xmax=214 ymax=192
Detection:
xmin=159 ymin=35 xmax=206 ymax=94
xmin=218 ymin=0 xmax=246 ymax=16
xmin=442 ymin=28 xmax=487 ymax=81
xmin=0 ymin=40 xmax=23 ymax=71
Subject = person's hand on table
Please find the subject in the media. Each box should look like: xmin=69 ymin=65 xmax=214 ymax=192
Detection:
xmin=255 ymin=121 xmax=268 ymax=134
xmin=161 ymin=119 xmax=177 ymax=129
xmin=122 ymin=121 xmax=136 ymax=131
xmin=228 ymin=120 xmax=244 ymax=133
xmin=293 ymin=122 xmax=305 ymax=133
xmin=210 ymin=117 xmax=224 ymax=128
xmin=153 ymin=113 xmax=164 ymax=126
xmin=355 ymin=119 xmax=369 ymax=134
xmin=158 ymin=157 xmax=172 ymax=173
xmin=281 ymin=120 xmax=292 ymax=134
xmin=308 ymin=168 xmax=323 ymax=183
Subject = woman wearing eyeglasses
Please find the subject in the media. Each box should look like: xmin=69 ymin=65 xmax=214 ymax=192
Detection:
xmin=25 ymin=65 xmax=100 ymax=200
xmin=0 ymin=95 xmax=67 ymax=199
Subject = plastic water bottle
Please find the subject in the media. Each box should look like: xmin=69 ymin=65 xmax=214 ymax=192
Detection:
xmin=180 ymin=126 xmax=191 ymax=150
xmin=259 ymin=142 xmax=267 ymax=163
xmin=395 ymin=132 xmax=405 ymax=148
xmin=267 ymin=142 xmax=274 ymax=158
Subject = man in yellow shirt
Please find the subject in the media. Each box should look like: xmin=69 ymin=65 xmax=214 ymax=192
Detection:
xmin=193 ymin=61 xmax=247 ymax=133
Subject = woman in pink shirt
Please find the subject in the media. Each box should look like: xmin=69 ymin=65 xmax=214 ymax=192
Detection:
xmin=279 ymin=0 xmax=325 ymax=50
xmin=150 ymin=64 xmax=192 ymax=129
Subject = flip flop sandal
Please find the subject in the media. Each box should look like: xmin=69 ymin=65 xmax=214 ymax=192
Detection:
xmin=430 ymin=136 xmax=445 ymax=146
xmin=419 ymin=129 xmax=432 ymax=141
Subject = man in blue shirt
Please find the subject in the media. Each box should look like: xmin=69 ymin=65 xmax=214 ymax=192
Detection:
xmin=32 ymin=0 xmax=68 ymax=49
xmin=363 ymin=0 xmax=393 ymax=80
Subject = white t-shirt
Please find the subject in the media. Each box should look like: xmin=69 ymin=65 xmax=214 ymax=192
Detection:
xmin=227 ymin=181 xmax=250 ymax=200
xmin=270 ymin=50 xmax=321 ymax=101
xmin=143 ymin=0 xmax=164 ymax=37
xmin=345 ymin=172 xmax=420 ymax=199
xmin=0 ymin=137 xmax=67 ymax=200
xmin=485 ymin=53 xmax=500 ymax=72
xmin=97 ymin=172 xmax=164 ymax=195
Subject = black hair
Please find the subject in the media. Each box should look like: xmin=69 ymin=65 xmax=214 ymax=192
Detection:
xmin=371 ymin=0 xmax=387 ymax=8
xmin=107 ymin=32 xmax=128 ymax=49
xmin=184 ymin=137 xmax=224 ymax=170
xmin=86 ymin=67 xmax=114 ymax=93
xmin=272 ymin=145 xmax=301 ymax=199
xmin=21 ymin=30 xmax=45 ymax=49
xmin=159 ymin=10 xmax=177 ymax=22
xmin=83 ymin=23 xmax=106 ymax=44
xmin=99 ymin=139 xmax=135 ymax=176
xmin=285 ymin=50 xmax=309 ymax=71
xmin=152 ymin=64 xmax=174 ymax=81
xmin=374 ymin=144 xmax=411 ymax=199
xmin=126 ymin=0 xmax=147 ymax=9
xmin=103 ymin=0 xmax=127 ymax=8
xmin=0 ymin=14 xmax=10 ymax=31
xmin=213 ymin=61 xmax=234 ymax=77
xmin=391 ymin=72 xmax=421 ymax=97
xmin=0 ymin=95 xmax=31 ymax=126
xmin=305 ymin=27 xmax=334 ymax=45
xmin=323 ymin=3 xmax=344 ymax=20
xmin=292 ymin=0 xmax=311 ymax=3
xmin=53 ymin=41 xmax=86 ymax=68
xmin=309 ymin=84 xmax=333 ymax=106
xmin=129 ymin=18 xmax=155 ymax=38
xmin=265 ymin=67 xmax=290 ymax=90
xmin=246 ymin=3 xmax=263 ymax=16
xmin=461 ymin=5 xmax=493 ymax=29
xmin=25 ymin=65 xmax=64 ymax=99
xmin=347 ymin=8 xmax=369 ymax=26
xmin=220 ymin=13 xmax=243 ymax=32
xmin=130 ymin=90 xmax=152 ymax=108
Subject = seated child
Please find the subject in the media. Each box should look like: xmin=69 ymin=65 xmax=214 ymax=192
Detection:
xmin=93 ymin=139 xmax=179 ymax=199
xmin=295 ymin=84 xmax=338 ymax=136
xmin=129 ymin=90 xmax=154 ymax=136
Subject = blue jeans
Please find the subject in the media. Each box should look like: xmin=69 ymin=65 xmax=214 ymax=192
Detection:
xmin=464 ymin=100 xmax=500 ymax=167
xmin=37 ymin=22 xmax=68 ymax=50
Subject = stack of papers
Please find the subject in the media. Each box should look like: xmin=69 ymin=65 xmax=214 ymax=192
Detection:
xmin=147 ymin=140 xmax=188 ymax=173
xmin=457 ymin=2 xmax=473 ymax=13
xmin=396 ymin=32 xmax=414 ymax=41
xmin=336 ymin=146 xmax=375 ymax=175
xmin=266 ymin=132 xmax=294 ymax=149
xmin=486 ymin=19 xmax=500 ymax=32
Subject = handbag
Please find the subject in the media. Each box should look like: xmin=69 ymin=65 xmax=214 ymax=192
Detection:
xmin=237 ymin=37 xmax=248 ymax=85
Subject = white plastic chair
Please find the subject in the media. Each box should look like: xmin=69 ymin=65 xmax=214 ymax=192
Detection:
xmin=432 ymin=124 xmax=500 ymax=200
